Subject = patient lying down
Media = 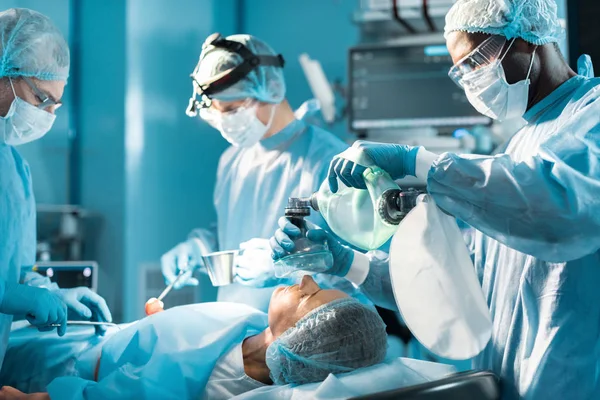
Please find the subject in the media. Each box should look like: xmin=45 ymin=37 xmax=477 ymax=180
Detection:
xmin=0 ymin=275 xmax=387 ymax=400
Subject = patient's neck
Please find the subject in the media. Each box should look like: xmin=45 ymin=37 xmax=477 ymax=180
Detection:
xmin=242 ymin=328 xmax=274 ymax=385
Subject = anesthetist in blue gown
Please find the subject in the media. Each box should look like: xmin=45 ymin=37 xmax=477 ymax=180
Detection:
xmin=272 ymin=1 xmax=600 ymax=399
xmin=160 ymin=34 xmax=367 ymax=312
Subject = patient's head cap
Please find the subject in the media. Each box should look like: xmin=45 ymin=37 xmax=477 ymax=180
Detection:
xmin=266 ymin=298 xmax=387 ymax=385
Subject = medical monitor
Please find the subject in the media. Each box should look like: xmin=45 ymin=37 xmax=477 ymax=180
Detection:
xmin=32 ymin=261 xmax=98 ymax=292
xmin=348 ymin=35 xmax=491 ymax=133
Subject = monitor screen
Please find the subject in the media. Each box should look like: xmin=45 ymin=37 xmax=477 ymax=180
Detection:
xmin=349 ymin=42 xmax=490 ymax=131
xmin=32 ymin=262 xmax=98 ymax=291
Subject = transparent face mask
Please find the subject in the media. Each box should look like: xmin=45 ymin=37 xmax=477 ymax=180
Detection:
xmin=448 ymin=35 xmax=508 ymax=88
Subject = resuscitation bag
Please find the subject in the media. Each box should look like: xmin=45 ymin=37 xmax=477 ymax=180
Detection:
xmin=313 ymin=149 xmax=400 ymax=251
xmin=389 ymin=194 xmax=492 ymax=360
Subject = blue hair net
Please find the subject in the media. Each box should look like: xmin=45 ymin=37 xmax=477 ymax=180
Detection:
xmin=193 ymin=34 xmax=285 ymax=104
xmin=444 ymin=0 xmax=564 ymax=45
xmin=266 ymin=298 xmax=388 ymax=386
xmin=0 ymin=8 xmax=69 ymax=81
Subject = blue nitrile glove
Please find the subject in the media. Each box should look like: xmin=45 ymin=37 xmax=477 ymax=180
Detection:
xmin=0 ymin=282 xmax=67 ymax=336
xmin=328 ymin=141 xmax=420 ymax=193
xmin=234 ymin=238 xmax=282 ymax=288
xmin=160 ymin=239 xmax=204 ymax=289
xmin=53 ymin=287 xmax=112 ymax=336
xmin=270 ymin=217 xmax=354 ymax=277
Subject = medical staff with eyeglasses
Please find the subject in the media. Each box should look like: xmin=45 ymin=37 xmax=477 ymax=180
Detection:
xmin=0 ymin=8 xmax=112 ymax=371
xmin=272 ymin=1 xmax=600 ymax=398
xmin=159 ymin=33 xmax=370 ymax=312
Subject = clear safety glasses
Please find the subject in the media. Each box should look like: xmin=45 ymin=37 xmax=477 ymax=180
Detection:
xmin=22 ymin=76 xmax=62 ymax=110
xmin=199 ymin=98 xmax=258 ymax=131
xmin=448 ymin=35 xmax=508 ymax=88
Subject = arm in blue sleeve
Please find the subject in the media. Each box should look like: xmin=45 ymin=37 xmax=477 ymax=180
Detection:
xmin=340 ymin=250 xmax=397 ymax=312
xmin=428 ymin=117 xmax=600 ymax=263
xmin=358 ymin=251 xmax=398 ymax=312
xmin=343 ymin=218 xmax=478 ymax=312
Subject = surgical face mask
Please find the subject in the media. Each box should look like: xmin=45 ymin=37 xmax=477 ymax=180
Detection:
xmin=0 ymin=79 xmax=56 ymax=146
xmin=201 ymin=100 xmax=277 ymax=148
xmin=461 ymin=40 xmax=537 ymax=121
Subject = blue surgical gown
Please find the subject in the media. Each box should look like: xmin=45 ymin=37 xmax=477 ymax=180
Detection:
xmin=425 ymin=56 xmax=600 ymax=399
xmin=199 ymin=119 xmax=354 ymax=311
xmin=0 ymin=144 xmax=36 ymax=371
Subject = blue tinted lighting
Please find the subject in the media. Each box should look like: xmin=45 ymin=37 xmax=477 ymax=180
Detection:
xmin=424 ymin=45 xmax=450 ymax=57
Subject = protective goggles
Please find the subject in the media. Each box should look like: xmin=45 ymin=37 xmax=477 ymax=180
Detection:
xmin=448 ymin=35 xmax=508 ymax=88
xmin=186 ymin=33 xmax=285 ymax=117
xmin=198 ymin=98 xmax=256 ymax=127
xmin=23 ymin=76 xmax=62 ymax=110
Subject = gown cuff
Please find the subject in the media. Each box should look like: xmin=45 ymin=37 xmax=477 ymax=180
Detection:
xmin=415 ymin=148 xmax=440 ymax=182
xmin=345 ymin=250 xmax=370 ymax=286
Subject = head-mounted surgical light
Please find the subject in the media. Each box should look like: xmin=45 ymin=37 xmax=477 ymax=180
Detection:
xmin=186 ymin=33 xmax=285 ymax=117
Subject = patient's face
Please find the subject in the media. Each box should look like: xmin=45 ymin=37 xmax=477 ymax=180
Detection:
xmin=268 ymin=275 xmax=349 ymax=337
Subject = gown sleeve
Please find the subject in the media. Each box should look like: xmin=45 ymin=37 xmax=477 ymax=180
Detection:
xmin=427 ymin=97 xmax=600 ymax=263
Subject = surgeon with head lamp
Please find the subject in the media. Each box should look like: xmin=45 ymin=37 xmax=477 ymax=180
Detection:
xmin=272 ymin=0 xmax=600 ymax=398
xmin=161 ymin=33 xmax=364 ymax=311
xmin=0 ymin=7 xmax=112 ymax=371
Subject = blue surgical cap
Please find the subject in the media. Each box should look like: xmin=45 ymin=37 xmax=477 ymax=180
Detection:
xmin=266 ymin=298 xmax=387 ymax=386
xmin=444 ymin=0 xmax=564 ymax=45
xmin=193 ymin=34 xmax=285 ymax=104
xmin=0 ymin=8 xmax=70 ymax=81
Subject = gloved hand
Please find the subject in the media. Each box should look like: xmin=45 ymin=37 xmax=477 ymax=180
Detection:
xmin=270 ymin=217 xmax=354 ymax=277
xmin=0 ymin=282 xmax=67 ymax=336
xmin=161 ymin=239 xmax=204 ymax=289
xmin=328 ymin=141 xmax=420 ymax=193
xmin=53 ymin=287 xmax=112 ymax=336
xmin=20 ymin=270 xmax=59 ymax=290
xmin=234 ymin=238 xmax=280 ymax=288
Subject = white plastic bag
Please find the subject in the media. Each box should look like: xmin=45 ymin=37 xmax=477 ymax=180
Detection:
xmin=389 ymin=194 xmax=492 ymax=360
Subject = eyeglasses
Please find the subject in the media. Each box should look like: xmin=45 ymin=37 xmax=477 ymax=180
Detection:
xmin=22 ymin=76 xmax=62 ymax=111
xmin=448 ymin=35 xmax=507 ymax=88
xmin=199 ymin=98 xmax=256 ymax=124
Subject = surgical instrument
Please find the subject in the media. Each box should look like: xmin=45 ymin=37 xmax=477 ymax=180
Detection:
xmin=47 ymin=320 xmax=121 ymax=330
xmin=145 ymin=268 xmax=188 ymax=316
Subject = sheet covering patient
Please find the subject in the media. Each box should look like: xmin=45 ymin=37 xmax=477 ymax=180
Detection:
xmin=0 ymin=276 xmax=387 ymax=400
